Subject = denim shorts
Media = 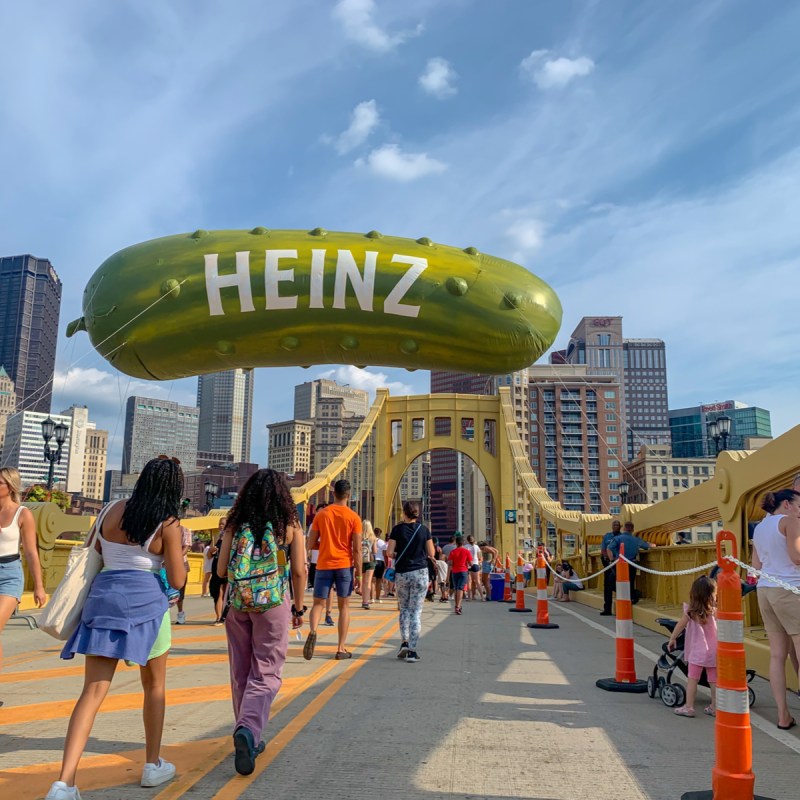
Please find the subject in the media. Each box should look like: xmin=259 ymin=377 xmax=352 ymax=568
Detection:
xmin=0 ymin=558 xmax=24 ymax=601
xmin=314 ymin=567 xmax=354 ymax=599
xmin=451 ymin=571 xmax=468 ymax=591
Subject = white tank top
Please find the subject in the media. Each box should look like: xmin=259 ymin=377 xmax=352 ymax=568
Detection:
xmin=753 ymin=514 xmax=800 ymax=588
xmin=0 ymin=506 xmax=23 ymax=557
xmin=99 ymin=514 xmax=164 ymax=572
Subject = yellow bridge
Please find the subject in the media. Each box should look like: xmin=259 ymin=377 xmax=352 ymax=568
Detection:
xmin=20 ymin=387 xmax=800 ymax=681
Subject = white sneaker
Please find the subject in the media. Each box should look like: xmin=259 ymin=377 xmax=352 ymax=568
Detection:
xmin=176 ymin=611 xmax=186 ymax=625
xmin=45 ymin=782 xmax=81 ymax=800
xmin=141 ymin=758 xmax=176 ymax=787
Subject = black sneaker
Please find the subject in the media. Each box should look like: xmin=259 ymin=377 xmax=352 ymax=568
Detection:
xmin=599 ymin=611 xmax=613 ymax=616
xmin=233 ymin=727 xmax=256 ymax=775
xmin=406 ymin=651 xmax=420 ymax=663
xmin=396 ymin=641 xmax=409 ymax=659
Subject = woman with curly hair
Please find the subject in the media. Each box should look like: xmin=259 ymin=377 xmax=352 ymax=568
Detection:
xmin=46 ymin=456 xmax=186 ymax=800
xmin=216 ymin=469 xmax=306 ymax=776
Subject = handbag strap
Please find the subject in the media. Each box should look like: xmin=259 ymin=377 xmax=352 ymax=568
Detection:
xmin=393 ymin=524 xmax=422 ymax=568
xmin=85 ymin=500 xmax=119 ymax=550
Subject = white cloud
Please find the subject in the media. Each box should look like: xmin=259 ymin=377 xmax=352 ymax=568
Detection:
xmin=520 ymin=49 xmax=595 ymax=89
xmin=356 ymin=144 xmax=447 ymax=181
xmin=419 ymin=57 xmax=458 ymax=99
xmin=332 ymin=0 xmax=420 ymax=53
xmin=318 ymin=366 xmax=414 ymax=397
xmin=334 ymin=99 xmax=380 ymax=154
xmin=506 ymin=218 xmax=546 ymax=252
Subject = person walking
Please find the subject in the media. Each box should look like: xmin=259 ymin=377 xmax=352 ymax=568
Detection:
xmin=201 ymin=530 xmax=216 ymax=597
xmin=607 ymin=521 xmax=653 ymax=605
xmin=0 ymin=468 xmax=47 ymax=706
xmin=174 ymin=524 xmax=192 ymax=624
xmin=303 ymin=479 xmax=362 ymax=661
xmin=668 ymin=575 xmax=718 ymax=718
xmin=208 ymin=526 xmax=229 ymax=625
xmin=360 ymin=520 xmax=378 ymax=609
xmin=46 ymin=456 xmax=186 ymax=800
xmin=447 ymin=535 xmax=473 ymax=615
xmin=215 ymin=469 xmax=307 ymax=775
xmin=465 ymin=535 xmax=482 ymax=600
xmin=479 ymin=541 xmax=498 ymax=601
xmin=387 ymin=501 xmax=434 ymax=662
xmin=373 ymin=528 xmax=387 ymax=603
xmin=599 ymin=520 xmax=621 ymax=616
xmin=751 ymin=488 xmax=800 ymax=730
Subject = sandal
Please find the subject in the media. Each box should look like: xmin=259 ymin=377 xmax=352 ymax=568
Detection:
xmin=303 ymin=631 xmax=317 ymax=661
xmin=778 ymin=717 xmax=797 ymax=730
xmin=335 ymin=650 xmax=352 ymax=660
xmin=703 ymin=707 xmax=715 ymax=717
xmin=674 ymin=706 xmax=695 ymax=717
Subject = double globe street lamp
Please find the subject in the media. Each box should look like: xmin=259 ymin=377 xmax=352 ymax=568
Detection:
xmin=707 ymin=414 xmax=732 ymax=456
xmin=204 ymin=480 xmax=219 ymax=513
xmin=41 ymin=417 xmax=69 ymax=491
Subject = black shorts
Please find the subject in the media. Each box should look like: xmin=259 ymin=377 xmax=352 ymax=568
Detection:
xmin=374 ymin=561 xmax=385 ymax=580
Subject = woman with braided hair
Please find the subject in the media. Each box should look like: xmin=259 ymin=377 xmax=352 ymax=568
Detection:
xmin=46 ymin=457 xmax=186 ymax=800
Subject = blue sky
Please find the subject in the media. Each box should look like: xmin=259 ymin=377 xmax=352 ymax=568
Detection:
xmin=1 ymin=0 xmax=799 ymax=468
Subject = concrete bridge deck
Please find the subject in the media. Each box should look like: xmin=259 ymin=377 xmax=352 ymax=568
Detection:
xmin=1 ymin=594 xmax=797 ymax=800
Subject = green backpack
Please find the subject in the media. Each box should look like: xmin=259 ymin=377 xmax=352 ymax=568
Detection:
xmin=227 ymin=522 xmax=288 ymax=612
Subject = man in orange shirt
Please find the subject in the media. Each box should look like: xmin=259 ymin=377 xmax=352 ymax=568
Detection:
xmin=303 ymin=479 xmax=362 ymax=660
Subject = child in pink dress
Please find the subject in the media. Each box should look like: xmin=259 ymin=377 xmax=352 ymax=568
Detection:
xmin=668 ymin=575 xmax=718 ymax=717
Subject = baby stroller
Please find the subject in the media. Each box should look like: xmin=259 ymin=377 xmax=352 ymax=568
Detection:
xmin=647 ymin=617 xmax=756 ymax=708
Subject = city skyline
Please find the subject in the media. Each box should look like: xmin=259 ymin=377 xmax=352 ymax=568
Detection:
xmin=1 ymin=3 xmax=797 ymax=469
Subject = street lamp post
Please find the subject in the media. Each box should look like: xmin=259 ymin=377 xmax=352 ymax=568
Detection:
xmin=618 ymin=479 xmax=630 ymax=511
xmin=707 ymin=419 xmax=722 ymax=456
xmin=204 ymin=480 xmax=219 ymax=513
xmin=41 ymin=417 xmax=69 ymax=491
xmin=716 ymin=414 xmax=732 ymax=452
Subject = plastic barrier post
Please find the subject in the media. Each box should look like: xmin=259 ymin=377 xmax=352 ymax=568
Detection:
xmin=596 ymin=543 xmax=647 ymax=693
xmin=681 ymin=531 xmax=773 ymax=800
xmin=502 ymin=553 xmax=513 ymax=603
xmin=527 ymin=547 xmax=559 ymax=629
xmin=509 ymin=554 xmax=532 ymax=613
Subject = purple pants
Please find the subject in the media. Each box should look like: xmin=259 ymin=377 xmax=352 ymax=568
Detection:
xmin=225 ymin=597 xmax=290 ymax=741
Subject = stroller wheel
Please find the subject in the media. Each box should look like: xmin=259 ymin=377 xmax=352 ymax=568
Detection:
xmin=647 ymin=675 xmax=657 ymax=698
xmin=657 ymin=676 xmax=666 ymax=696
xmin=661 ymin=682 xmax=685 ymax=708
xmin=748 ymin=687 xmax=755 ymax=708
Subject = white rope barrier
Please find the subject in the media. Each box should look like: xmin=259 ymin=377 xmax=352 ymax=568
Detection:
xmin=544 ymin=558 xmax=618 ymax=583
xmin=618 ymin=555 xmax=718 ymax=577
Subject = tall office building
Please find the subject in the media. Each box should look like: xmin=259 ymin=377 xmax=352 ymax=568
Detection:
xmin=294 ymin=379 xmax=370 ymax=420
xmin=669 ymin=401 xmax=772 ymax=458
xmin=197 ymin=369 xmax=254 ymax=463
xmin=398 ymin=452 xmax=431 ymax=526
xmin=0 ymin=365 xmax=16 ymax=460
xmin=529 ymin=365 xmax=622 ymax=515
xmin=550 ymin=317 xmax=670 ymax=462
xmin=58 ymin=406 xmax=98 ymax=494
xmin=83 ymin=428 xmax=108 ymax=500
xmin=429 ymin=372 xmax=495 ymax=538
xmin=122 ymin=396 xmax=200 ymax=474
xmin=0 ymin=255 xmax=62 ymax=412
xmin=267 ymin=419 xmax=314 ymax=475
xmin=0 ymin=410 xmax=72 ymax=487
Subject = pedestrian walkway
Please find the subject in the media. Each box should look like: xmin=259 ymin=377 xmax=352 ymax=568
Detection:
xmin=1 ymin=594 xmax=798 ymax=799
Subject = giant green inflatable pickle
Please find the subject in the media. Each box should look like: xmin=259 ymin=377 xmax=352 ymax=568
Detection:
xmin=67 ymin=228 xmax=562 ymax=379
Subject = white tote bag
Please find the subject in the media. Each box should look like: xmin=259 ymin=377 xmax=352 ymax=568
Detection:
xmin=39 ymin=501 xmax=115 ymax=641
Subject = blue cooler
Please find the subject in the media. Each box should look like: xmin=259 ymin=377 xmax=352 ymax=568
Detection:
xmin=489 ymin=573 xmax=505 ymax=601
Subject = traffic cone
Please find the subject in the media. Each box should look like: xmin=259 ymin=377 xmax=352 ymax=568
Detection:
xmin=508 ymin=554 xmax=532 ymax=613
xmin=681 ymin=531 xmax=773 ymax=799
xmin=527 ymin=547 xmax=558 ymax=629
xmin=502 ymin=553 xmax=513 ymax=603
xmin=596 ymin=543 xmax=646 ymax=692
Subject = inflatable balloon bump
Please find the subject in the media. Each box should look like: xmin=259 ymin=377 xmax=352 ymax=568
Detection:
xmin=67 ymin=229 xmax=562 ymax=378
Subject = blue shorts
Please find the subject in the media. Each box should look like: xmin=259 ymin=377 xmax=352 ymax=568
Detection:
xmin=481 ymin=562 xmax=492 ymax=574
xmin=0 ymin=558 xmax=24 ymax=601
xmin=452 ymin=571 xmax=468 ymax=591
xmin=314 ymin=567 xmax=354 ymax=599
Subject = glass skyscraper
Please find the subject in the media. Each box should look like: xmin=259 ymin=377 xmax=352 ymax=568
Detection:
xmin=0 ymin=255 xmax=62 ymax=413
xmin=197 ymin=369 xmax=254 ymax=463
xmin=669 ymin=401 xmax=772 ymax=458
